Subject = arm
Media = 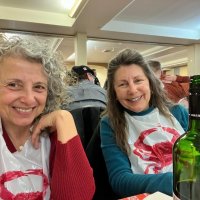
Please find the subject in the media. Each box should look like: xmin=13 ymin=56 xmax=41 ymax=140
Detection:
xmin=170 ymin=104 xmax=189 ymax=131
xmin=50 ymin=135 xmax=95 ymax=200
xmin=163 ymin=75 xmax=189 ymax=83
xmin=176 ymin=75 xmax=190 ymax=83
xmin=32 ymin=110 xmax=95 ymax=200
xmin=100 ymin=117 xmax=172 ymax=197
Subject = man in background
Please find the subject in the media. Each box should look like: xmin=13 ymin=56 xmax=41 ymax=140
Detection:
xmin=148 ymin=60 xmax=189 ymax=108
xmin=62 ymin=65 xmax=107 ymax=111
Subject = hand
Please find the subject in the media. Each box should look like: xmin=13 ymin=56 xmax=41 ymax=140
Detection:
xmin=162 ymin=75 xmax=177 ymax=83
xmin=31 ymin=110 xmax=78 ymax=149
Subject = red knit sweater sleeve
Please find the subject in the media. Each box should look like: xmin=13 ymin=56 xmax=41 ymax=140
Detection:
xmin=176 ymin=75 xmax=190 ymax=83
xmin=49 ymin=134 xmax=95 ymax=200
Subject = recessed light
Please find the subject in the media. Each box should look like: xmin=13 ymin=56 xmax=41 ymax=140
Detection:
xmin=102 ymin=48 xmax=114 ymax=53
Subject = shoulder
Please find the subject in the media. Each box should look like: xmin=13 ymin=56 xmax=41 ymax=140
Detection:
xmin=81 ymin=81 xmax=106 ymax=94
xmin=170 ymin=104 xmax=188 ymax=131
xmin=101 ymin=115 xmax=108 ymax=120
xmin=176 ymin=75 xmax=190 ymax=83
xmin=170 ymin=104 xmax=188 ymax=115
xmin=66 ymin=85 xmax=79 ymax=94
xmin=100 ymin=116 xmax=113 ymax=134
xmin=101 ymin=115 xmax=110 ymax=124
xmin=91 ymin=84 xmax=107 ymax=95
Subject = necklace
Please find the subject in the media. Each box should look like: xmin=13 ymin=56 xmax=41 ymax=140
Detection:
xmin=7 ymin=131 xmax=30 ymax=152
xmin=19 ymin=145 xmax=24 ymax=151
xmin=9 ymin=136 xmax=27 ymax=152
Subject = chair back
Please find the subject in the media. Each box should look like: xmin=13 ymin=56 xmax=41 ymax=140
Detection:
xmin=86 ymin=123 xmax=119 ymax=200
xmin=70 ymin=106 xmax=104 ymax=149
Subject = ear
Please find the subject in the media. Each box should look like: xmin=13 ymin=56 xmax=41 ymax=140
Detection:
xmin=86 ymin=73 xmax=95 ymax=83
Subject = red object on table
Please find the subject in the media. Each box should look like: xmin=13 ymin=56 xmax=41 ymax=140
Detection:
xmin=119 ymin=193 xmax=149 ymax=200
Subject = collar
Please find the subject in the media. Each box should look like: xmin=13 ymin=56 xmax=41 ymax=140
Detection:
xmin=124 ymin=106 xmax=154 ymax=116
xmin=2 ymin=125 xmax=17 ymax=153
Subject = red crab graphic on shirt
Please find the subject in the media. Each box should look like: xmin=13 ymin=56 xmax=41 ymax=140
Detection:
xmin=133 ymin=126 xmax=180 ymax=174
xmin=0 ymin=169 xmax=48 ymax=200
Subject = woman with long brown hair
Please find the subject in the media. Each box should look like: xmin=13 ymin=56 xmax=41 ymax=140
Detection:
xmin=100 ymin=49 xmax=188 ymax=198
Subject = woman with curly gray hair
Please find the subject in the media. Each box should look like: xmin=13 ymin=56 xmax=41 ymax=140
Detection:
xmin=0 ymin=37 xmax=95 ymax=199
xmin=100 ymin=49 xmax=188 ymax=198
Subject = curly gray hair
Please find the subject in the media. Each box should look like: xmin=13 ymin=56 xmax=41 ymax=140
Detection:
xmin=0 ymin=36 xmax=69 ymax=117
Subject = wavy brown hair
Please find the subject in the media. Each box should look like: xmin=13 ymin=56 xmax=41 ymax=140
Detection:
xmin=103 ymin=49 xmax=174 ymax=154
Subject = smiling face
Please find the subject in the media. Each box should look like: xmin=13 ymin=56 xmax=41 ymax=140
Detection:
xmin=114 ymin=64 xmax=151 ymax=113
xmin=0 ymin=56 xmax=48 ymax=129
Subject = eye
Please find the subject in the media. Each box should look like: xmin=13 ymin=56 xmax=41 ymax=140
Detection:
xmin=134 ymin=79 xmax=143 ymax=84
xmin=6 ymin=81 xmax=21 ymax=90
xmin=118 ymin=82 xmax=127 ymax=87
xmin=34 ymin=84 xmax=47 ymax=92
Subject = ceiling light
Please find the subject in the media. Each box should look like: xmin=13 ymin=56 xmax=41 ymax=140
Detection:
xmin=102 ymin=48 xmax=114 ymax=53
xmin=62 ymin=0 xmax=75 ymax=10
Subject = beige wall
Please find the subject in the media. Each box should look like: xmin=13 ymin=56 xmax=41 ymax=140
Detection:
xmin=164 ymin=65 xmax=188 ymax=76
xmin=179 ymin=66 xmax=188 ymax=76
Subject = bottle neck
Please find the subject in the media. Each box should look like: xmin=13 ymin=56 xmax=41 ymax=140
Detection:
xmin=189 ymin=94 xmax=200 ymax=130
xmin=189 ymin=116 xmax=200 ymax=130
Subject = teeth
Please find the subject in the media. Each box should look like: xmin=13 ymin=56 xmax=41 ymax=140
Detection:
xmin=15 ymin=107 xmax=32 ymax=112
xmin=130 ymin=96 xmax=141 ymax=101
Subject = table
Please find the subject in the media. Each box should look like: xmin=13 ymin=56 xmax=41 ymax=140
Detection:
xmin=120 ymin=191 xmax=172 ymax=200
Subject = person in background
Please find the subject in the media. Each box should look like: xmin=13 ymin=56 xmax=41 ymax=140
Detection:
xmin=0 ymin=37 xmax=95 ymax=199
xmin=162 ymin=74 xmax=189 ymax=84
xmin=163 ymin=74 xmax=189 ymax=108
xmin=62 ymin=65 xmax=107 ymax=111
xmin=147 ymin=60 xmax=189 ymax=108
xmin=103 ymin=79 xmax=108 ymax=90
xmin=92 ymin=68 xmax=101 ymax=86
xmin=100 ymin=49 xmax=188 ymax=198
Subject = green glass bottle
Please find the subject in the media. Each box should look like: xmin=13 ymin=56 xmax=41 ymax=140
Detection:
xmin=173 ymin=75 xmax=200 ymax=200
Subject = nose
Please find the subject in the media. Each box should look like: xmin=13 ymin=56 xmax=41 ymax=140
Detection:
xmin=19 ymin=88 xmax=36 ymax=105
xmin=128 ymin=82 xmax=137 ymax=94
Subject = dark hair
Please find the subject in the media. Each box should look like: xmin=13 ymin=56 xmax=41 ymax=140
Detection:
xmin=104 ymin=49 xmax=174 ymax=154
xmin=147 ymin=60 xmax=162 ymax=72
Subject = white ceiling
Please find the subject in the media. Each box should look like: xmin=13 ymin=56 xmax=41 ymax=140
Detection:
xmin=0 ymin=0 xmax=200 ymax=68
